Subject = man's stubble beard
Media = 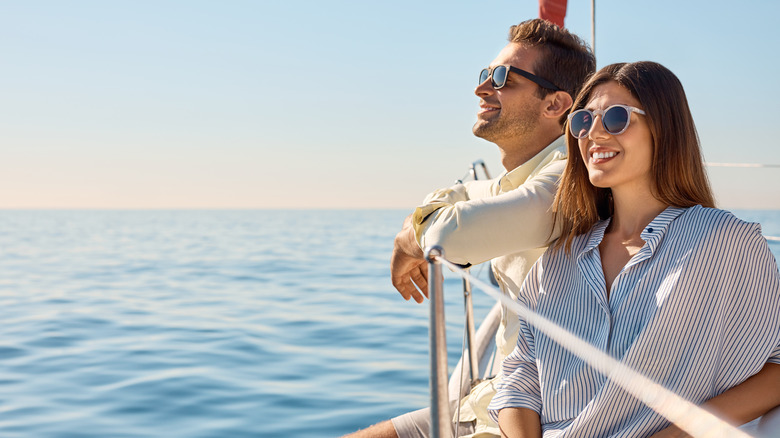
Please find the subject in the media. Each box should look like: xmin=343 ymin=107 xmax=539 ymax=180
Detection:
xmin=472 ymin=106 xmax=539 ymax=145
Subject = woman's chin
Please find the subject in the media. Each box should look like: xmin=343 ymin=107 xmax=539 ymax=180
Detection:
xmin=587 ymin=174 xmax=611 ymax=189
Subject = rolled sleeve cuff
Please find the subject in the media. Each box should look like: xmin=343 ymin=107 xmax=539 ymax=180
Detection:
xmin=487 ymin=365 xmax=542 ymax=423
xmin=411 ymin=202 xmax=450 ymax=247
xmin=487 ymin=392 xmax=543 ymax=424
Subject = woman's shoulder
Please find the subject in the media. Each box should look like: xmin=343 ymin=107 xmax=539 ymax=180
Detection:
xmin=680 ymin=205 xmax=760 ymax=228
xmin=675 ymin=205 xmax=763 ymax=247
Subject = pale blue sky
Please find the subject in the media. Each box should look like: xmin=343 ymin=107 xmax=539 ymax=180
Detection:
xmin=2 ymin=0 xmax=778 ymax=209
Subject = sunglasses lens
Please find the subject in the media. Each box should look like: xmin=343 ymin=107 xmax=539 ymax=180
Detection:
xmin=479 ymin=69 xmax=490 ymax=85
xmin=492 ymin=66 xmax=508 ymax=89
xmin=569 ymin=110 xmax=593 ymax=138
xmin=603 ymin=106 xmax=630 ymax=134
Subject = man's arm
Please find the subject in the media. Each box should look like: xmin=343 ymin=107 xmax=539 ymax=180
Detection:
xmin=391 ymin=151 xmax=564 ymax=299
xmin=390 ymin=214 xmax=428 ymax=303
xmin=415 ymin=160 xmax=565 ymax=266
xmin=650 ymin=363 xmax=780 ymax=437
xmin=388 ymin=180 xmax=479 ymax=302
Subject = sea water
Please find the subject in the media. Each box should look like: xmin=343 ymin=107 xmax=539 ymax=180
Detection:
xmin=1 ymin=209 xmax=778 ymax=437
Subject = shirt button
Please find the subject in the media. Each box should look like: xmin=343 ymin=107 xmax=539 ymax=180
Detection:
xmin=647 ymin=227 xmax=654 ymax=233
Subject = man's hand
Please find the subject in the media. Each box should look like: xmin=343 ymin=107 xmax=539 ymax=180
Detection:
xmin=390 ymin=215 xmax=429 ymax=303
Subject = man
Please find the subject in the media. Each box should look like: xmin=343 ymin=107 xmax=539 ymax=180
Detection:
xmin=343 ymin=19 xmax=595 ymax=438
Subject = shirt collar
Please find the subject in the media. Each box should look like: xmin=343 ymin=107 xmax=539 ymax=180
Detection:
xmin=580 ymin=206 xmax=688 ymax=255
xmin=498 ymin=136 xmax=566 ymax=192
xmin=582 ymin=219 xmax=610 ymax=254
xmin=639 ymin=206 xmax=686 ymax=251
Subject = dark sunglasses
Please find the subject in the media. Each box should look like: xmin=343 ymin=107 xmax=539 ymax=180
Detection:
xmin=479 ymin=65 xmax=561 ymax=91
xmin=567 ymin=104 xmax=646 ymax=139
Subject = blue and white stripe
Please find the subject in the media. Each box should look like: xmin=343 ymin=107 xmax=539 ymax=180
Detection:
xmin=488 ymin=205 xmax=780 ymax=437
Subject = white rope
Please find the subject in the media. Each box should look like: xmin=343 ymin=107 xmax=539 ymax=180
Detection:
xmin=436 ymin=257 xmax=752 ymax=438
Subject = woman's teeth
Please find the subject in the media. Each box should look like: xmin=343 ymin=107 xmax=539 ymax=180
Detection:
xmin=593 ymin=151 xmax=617 ymax=160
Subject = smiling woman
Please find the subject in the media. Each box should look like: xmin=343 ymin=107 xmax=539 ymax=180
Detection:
xmin=488 ymin=61 xmax=780 ymax=437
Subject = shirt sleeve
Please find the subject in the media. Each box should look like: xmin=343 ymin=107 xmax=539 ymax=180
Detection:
xmin=487 ymin=263 xmax=543 ymax=421
xmin=412 ymin=159 xmax=564 ymax=265
xmin=769 ymin=343 xmax=780 ymax=364
xmin=732 ymin=224 xmax=780 ymax=366
xmin=757 ymin=229 xmax=780 ymax=365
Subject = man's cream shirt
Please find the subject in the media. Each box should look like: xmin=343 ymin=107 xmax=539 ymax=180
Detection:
xmin=412 ymin=136 xmax=567 ymax=437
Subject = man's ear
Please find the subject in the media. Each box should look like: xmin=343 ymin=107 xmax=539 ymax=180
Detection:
xmin=543 ymin=91 xmax=573 ymax=120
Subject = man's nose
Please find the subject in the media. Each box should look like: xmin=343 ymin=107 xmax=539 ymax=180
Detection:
xmin=475 ymin=77 xmax=494 ymax=97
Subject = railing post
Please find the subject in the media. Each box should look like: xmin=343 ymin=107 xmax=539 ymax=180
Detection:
xmin=425 ymin=246 xmax=452 ymax=438
xmin=462 ymin=274 xmax=479 ymax=383
xmin=464 ymin=159 xmax=489 ymax=385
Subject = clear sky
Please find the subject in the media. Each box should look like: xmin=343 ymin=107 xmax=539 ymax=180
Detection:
xmin=3 ymin=0 xmax=779 ymax=209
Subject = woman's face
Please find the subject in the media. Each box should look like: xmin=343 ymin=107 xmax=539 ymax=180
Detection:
xmin=578 ymin=81 xmax=654 ymax=194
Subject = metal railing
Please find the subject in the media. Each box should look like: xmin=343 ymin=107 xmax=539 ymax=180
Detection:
xmin=461 ymin=274 xmax=479 ymax=384
xmin=453 ymin=159 xmax=494 ymax=390
xmin=424 ymin=246 xmax=452 ymax=438
xmin=455 ymin=159 xmax=492 ymax=185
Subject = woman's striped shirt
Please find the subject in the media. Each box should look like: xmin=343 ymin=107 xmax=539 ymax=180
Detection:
xmin=488 ymin=205 xmax=780 ymax=437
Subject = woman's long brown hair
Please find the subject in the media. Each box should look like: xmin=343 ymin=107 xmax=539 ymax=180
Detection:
xmin=552 ymin=61 xmax=715 ymax=252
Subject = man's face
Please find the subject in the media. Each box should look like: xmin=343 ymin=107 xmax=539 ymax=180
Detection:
xmin=472 ymin=43 xmax=545 ymax=144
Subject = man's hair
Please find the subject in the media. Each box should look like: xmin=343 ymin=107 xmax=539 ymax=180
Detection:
xmin=552 ymin=61 xmax=715 ymax=252
xmin=508 ymin=18 xmax=596 ymax=124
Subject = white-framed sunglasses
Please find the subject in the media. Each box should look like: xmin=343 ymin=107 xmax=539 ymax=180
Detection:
xmin=568 ymin=104 xmax=646 ymax=138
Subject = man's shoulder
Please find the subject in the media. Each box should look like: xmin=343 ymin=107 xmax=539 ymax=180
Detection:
xmin=501 ymin=146 xmax=567 ymax=192
xmin=525 ymin=137 xmax=568 ymax=179
xmin=532 ymin=155 xmax=566 ymax=176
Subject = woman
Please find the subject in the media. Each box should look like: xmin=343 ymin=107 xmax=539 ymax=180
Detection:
xmin=488 ymin=61 xmax=780 ymax=437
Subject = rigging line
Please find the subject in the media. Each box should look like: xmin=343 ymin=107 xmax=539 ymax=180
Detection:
xmin=706 ymin=162 xmax=780 ymax=168
xmin=434 ymin=256 xmax=751 ymax=438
